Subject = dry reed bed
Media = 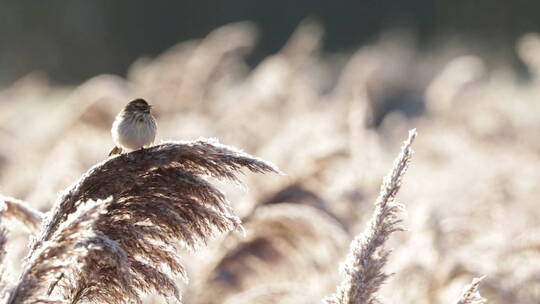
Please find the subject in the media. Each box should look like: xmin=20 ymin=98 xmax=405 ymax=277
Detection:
xmin=0 ymin=130 xmax=488 ymax=303
xmin=195 ymin=203 xmax=348 ymax=304
xmin=0 ymin=20 xmax=537 ymax=303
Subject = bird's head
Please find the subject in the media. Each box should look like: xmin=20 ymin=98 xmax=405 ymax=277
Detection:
xmin=125 ymin=98 xmax=152 ymax=114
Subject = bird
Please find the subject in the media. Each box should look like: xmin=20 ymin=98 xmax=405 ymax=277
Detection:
xmin=108 ymin=98 xmax=157 ymax=156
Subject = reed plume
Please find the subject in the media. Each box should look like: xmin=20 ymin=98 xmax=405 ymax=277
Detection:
xmin=7 ymin=138 xmax=278 ymax=303
xmin=0 ymin=223 xmax=8 ymax=296
xmin=30 ymin=138 xmax=277 ymax=251
xmin=454 ymin=277 xmax=486 ymax=304
xmin=0 ymin=196 xmax=43 ymax=233
xmin=324 ymin=129 xmax=416 ymax=304
xmin=198 ymin=203 xmax=348 ymax=304
xmin=223 ymin=283 xmax=314 ymax=304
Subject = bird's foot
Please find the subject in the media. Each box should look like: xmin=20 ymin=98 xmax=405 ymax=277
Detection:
xmin=108 ymin=146 xmax=123 ymax=157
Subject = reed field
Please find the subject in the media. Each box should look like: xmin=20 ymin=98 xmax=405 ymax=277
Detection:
xmin=1 ymin=21 xmax=540 ymax=303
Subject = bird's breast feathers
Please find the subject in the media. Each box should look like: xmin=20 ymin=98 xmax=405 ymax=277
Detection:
xmin=112 ymin=113 xmax=156 ymax=150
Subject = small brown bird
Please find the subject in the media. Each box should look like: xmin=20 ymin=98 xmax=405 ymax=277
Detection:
xmin=109 ymin=98 xmax=157 ymax=156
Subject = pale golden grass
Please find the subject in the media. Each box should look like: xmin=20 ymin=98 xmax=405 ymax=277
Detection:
xmin=1 ymin=21 xmax=539 ymax=304
xmin=0 ymin=224 xmax=8 ymax=295
xmin=0 ymin=196 xmax=43 ymax=232
xmin=196 ymin=203 xmax=347 ymax=304
xmin=222 ymin=282 xmax=319 ymax=304
xmin=454 ymin=277 xmax=487 ymax=304
xmin=324 ymin=129 xmax=416 ymax=304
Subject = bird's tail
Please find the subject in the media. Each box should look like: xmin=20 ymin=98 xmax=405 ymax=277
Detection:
xmin=108 ymin=146 xmax=123 ymax=156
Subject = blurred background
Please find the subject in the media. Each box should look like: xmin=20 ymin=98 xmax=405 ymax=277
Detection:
xmin=1 ymin=0 xmax=539 ymax=85
xmin=2 ymin=2 xmax=540 ymax=304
